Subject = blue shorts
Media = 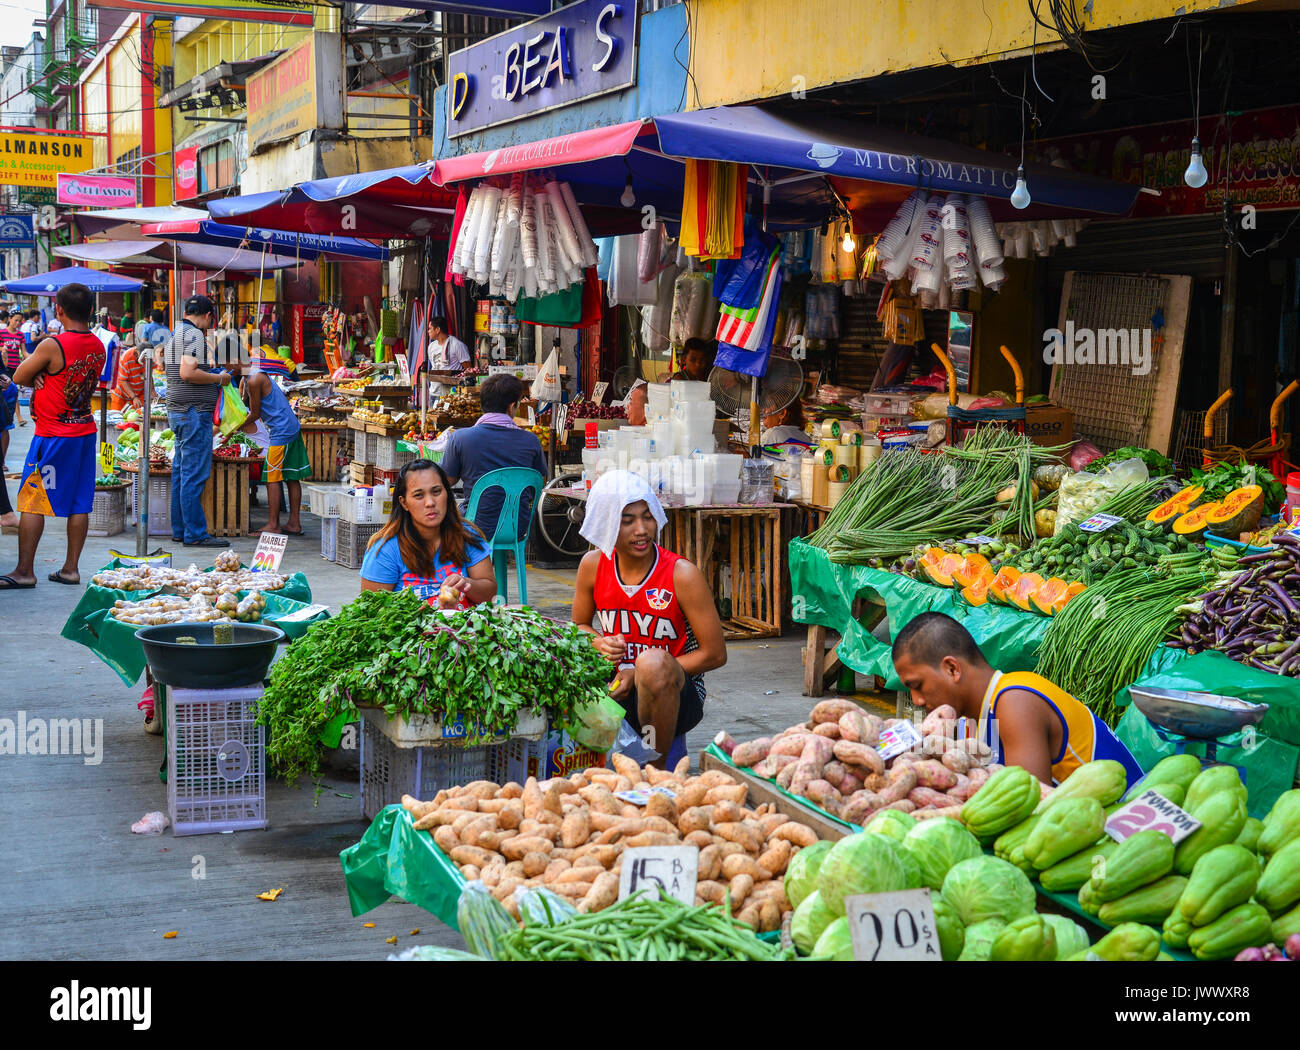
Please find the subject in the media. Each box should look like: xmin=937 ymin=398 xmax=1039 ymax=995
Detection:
xmin=17 ymin=433 xmax=97 ymax=517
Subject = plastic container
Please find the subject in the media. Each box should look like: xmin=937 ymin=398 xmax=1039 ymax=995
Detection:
xmin=713 ymin=481 xmax=742 ymax=504
xmin=339 ymin=488 xmax=378 ymax=524
xmin=669 ymin=379 xmax=711 ymax=404
xmin=306 ymin=484 xmax=343 ymax=518
xmin=740 ymin=457 xmax=775 ymax=505
xmin=88 ymin=486 xmax=127 ymax=537
xmin=1287 ymin=472 xmax=1300 ymax=525
xmin=167 ymin=684 xmax=267 ymax=836
xmin=320 ymin=516 xmax=338 ymax=561
xmin=672 ymin=400 xmax=716 ymax=427
xmin=137 ymin=623 xmax=285 ymax=689
xmin=337 ymin=519 xmax=383 ymax=569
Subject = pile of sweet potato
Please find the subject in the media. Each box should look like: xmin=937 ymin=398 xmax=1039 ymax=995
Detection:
xmin=716 ymin=700 xmax=1003 ymax=825
xmin=402 ymin=752 xmax=820 ymax=931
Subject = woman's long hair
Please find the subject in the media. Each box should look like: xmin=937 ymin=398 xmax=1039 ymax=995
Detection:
xmin=366 ymin=459 xmax=485 ymax=578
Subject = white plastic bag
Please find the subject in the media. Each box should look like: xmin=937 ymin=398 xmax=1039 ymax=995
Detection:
xmin=1054 ymin=457 xmax=1149 ymax=534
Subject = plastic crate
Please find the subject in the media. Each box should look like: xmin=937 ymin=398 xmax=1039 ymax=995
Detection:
xmin=166 ymin=685 xmax=267 ymax=836
xmin=337 ymin=518 xmax=383 ymax=569
xmin=359 ymin=715 xmax=528 ymax=820
xmin=359 ymin=706 xmax=545 ymax=749
xmin=88 ymin=486 xmax=127 ymax=537
xmin=320 ymin=516 xmax=338 ymax=561
xmin=352 ymin=430 xmax=377 ymax=465
xmin=338 ymin=490 xmax=380 ymax=524
xmin=374 ymin=434 xmax=416 ymax=472
xmin=306 ymin=484 xmax=344 ymax=518
xmin=127 ymin=471 xmax=173 ymax=536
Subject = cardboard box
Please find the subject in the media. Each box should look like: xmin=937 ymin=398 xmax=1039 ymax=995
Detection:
xmin=525 ymin=726 xmax=608 ymax=779
xmin=1024 ymin=403 xmax=1074 ymax=447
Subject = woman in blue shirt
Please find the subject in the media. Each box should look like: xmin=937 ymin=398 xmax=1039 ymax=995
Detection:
xmin=360 ymin=459 xmax=497 ymax=608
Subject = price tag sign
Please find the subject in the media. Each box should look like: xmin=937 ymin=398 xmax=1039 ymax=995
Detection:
xmin=618 ymin=845 xmax=698 ymax=906
xmin=846 ymin=888 xmax=941 ymax=961
xmin=249 ymin=532 xmax=288 ymax=573
xmin=99 ymin=441 xmax=115 ymax=476
xmin=615 ymin=787 xmax=678 ymax=806
xmin=965 ymin=535 xmax=999 ymax=546
xmin=1105 ymin=788 xmax=1201 ymax=844
xmin=591 ymin=381 xmax=610 ymax=404
xmin=527 ymin=405 xmax=536 ymax=425
xmin=1079 ymin=512 xmax=1124 ymax=533
xmin=877 ymin=720 xmax=922 ymax=761
xmin=554 ymin=402 xmax=569 ymax=436
xmin=394 ymin=353 xmax=411 ymax=384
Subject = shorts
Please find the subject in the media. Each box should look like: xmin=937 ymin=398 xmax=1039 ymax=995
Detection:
xmin=17 ymin=433 xmax=97 ymax=517
xmin=266 ymin=432 xmax=311 ymax=483
xmin=618 ymin=672 xmax=706 ymax=741
xmin=0 ymin=386 xmax=13 ymax=432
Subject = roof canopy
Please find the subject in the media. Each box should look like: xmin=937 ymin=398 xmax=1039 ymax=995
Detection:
xmin=1 ymin=265 xmax=144 ymax=294
xmin=54 ymin=240 xmax=303 ymax=272
xmin=138 ymin=220 xmax=389 ymax=261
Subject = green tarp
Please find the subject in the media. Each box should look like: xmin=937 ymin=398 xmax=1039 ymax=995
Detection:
xmin=341 ymin=804 xmax=467 ymax=929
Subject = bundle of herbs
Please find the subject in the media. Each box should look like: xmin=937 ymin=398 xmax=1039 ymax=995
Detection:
xmin=260 ymin=589 xmax=613 ymax=782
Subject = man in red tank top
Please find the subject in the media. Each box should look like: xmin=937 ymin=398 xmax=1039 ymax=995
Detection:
xmin=0 ymin=283 xmax=105 ymax=590
xmin=572 ymin=471 xmax=727 ymax=768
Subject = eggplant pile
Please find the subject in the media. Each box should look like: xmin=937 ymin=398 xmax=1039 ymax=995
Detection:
xmin=1172 ymin=533 xmax=1300 ymax=675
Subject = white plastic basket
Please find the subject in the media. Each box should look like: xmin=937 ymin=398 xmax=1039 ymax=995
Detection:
xmin=320 ymin=516 xmax=338 ymax=561
xmin=338 ymin=490 xmax=379 ymax=524
xmin=306 ymin=484 xmax=343 ymax=518
xmin=359 ymin=706 xmax=546 ymax=750
xmin=166 ymin=684 xmax=267 ymax=836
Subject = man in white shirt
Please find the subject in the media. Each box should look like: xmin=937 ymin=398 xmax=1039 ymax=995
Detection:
xmin=423 ymin=315 xmax=470 ymax=396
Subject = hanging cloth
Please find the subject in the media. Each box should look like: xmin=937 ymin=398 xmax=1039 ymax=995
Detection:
xmin=444 ymin=186 xmax=470 ymax=287
xmin=680 ymin=159 xmax=746 ymax=260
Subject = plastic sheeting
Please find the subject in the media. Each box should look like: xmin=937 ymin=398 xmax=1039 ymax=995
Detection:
xmin=639 ymin=263 xmax=681 ymax=355
xmin=606 ymin=234 xmax=659 ymax=306
xmin=668 ymin=272 xmax=718 ymax=346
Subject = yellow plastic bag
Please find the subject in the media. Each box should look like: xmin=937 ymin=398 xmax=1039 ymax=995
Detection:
xmin=213 ymin=383 xmax=250 ymax=437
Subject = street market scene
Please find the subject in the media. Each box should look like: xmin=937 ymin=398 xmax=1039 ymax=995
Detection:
xmin=2 ymin=0 xmax=1300 ymax=994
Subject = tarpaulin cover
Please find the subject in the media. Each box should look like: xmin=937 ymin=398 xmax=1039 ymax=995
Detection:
xmin=1 ymin=265 xmax=143 ymax=294
xmin=61 ymin=560 xmax=316 ymax=686
xmin=789 ymin=539 xmax=1051 ymax=687
xmin=54 ymin=240 xmax=303 ymax=272
xmin=340 ymin=804 xmax=467 ymax=928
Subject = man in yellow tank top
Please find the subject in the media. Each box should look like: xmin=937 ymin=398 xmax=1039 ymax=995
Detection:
xmin=891 ymin=612 xmax=1143 ymax=787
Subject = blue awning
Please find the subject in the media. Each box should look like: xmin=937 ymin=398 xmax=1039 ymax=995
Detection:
xmin=1 ymin=265 xmax=143 ymax=294
xmin=139 ymin=219 xmax=389 ymax=261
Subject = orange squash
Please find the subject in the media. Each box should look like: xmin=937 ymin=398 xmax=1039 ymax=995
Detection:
xmin=1031 ymin=577 xmax=1069 ymax=616
xmin=1008 ymin=572 xmax=1046 ymax=611
xmin=1051 ymin=582 xmax=1088 ymax=615
xmin=1204 ymin=485 xmax=1264 ymax=536
xmin=953 ymin=552 xmax=993 ymax=589
xmin=923 ymin=553 xmax=965 ymax=588
xmin=921 ymin=546 xmax=948 ymax=567
xmin=989 ymin=566 xmax=1022 ymax=604
xmin=1147 ymin=485 xmax=1204 ymax=525
xmin=961 ymin=575 xmax=991 ymax=606
xmin=1172 ymin=502 xmax=1220 ymax=540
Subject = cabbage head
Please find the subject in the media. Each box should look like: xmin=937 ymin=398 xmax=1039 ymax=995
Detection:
xmin=957 ymin=918 xmax=1007 ymax=961
xmin=932 ymin=895 xmax=965 ymax=961
xmin=817 ymin=832 xmax=911 ymax=915
xmin=940 ymin=855 xmax=1036 ymax=926
xmin=790 ymin=889 xmax=837 ymax=954
xmin=784 ymin=839 xmax=833 ymax=910
xmin=812 ymin=916 xmax=854 ymax=960
xmin=901 ymin=817 xmax=983 ymax=890
xmin=1042 ymin=914 xmax=1091 ymax=959
xmin=863 ymin=808 xmax=916 ymax=842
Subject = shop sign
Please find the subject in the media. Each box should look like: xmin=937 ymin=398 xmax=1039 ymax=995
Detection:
xmin=1040 ymin=105 xmax=1300 ymax=216
xmin=17 ymin=186 xmax=56 ymax=206
xmin=174 ymin=146 xmax=200 ymax=200
xmin=56 ymin=173 xmax=137 ymax=208
xmin=0 ymin=215 xmax=35 ymax=247
xmin=447 ymin=0 xmax=638 ymax=138
xmin=0 ymin=130 xmax=94 ymax=188
xmin=246 ymin=34 xmax=344 ymax=153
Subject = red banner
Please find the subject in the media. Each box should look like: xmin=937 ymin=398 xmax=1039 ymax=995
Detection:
xmin=1040 ymin=106 xmax=1300 ymax=217
xmin=174 ymin=146 xmax=199 ymax=200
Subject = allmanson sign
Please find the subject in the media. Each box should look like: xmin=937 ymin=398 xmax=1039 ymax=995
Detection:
xmin=0 ymin=131 xmax=94 ymax=187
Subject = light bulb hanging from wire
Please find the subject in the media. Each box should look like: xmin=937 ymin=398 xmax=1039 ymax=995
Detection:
xmin=1184 ymin=138 xmax=1208 ymax=189
xmin=1184 ymin=29 xmax=1207 ymax=190
xmin=840 ymin=226 xmax=855 ymax=252
xmin=1010 ymin=165 xmax=1032 ymax=209
xmin=620 ymin=174 xmax=635 ymax=208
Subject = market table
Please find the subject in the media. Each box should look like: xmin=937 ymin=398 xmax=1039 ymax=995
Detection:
xmin=203 ymin=454 xmax=263 ymax=537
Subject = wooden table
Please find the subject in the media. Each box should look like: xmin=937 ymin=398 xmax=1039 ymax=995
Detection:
xmin=202 ymin=455 xmax=263 ymax=537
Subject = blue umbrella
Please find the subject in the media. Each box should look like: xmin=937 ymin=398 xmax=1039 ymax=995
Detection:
xmin=1 ymin=264 xmax=143 ymax=295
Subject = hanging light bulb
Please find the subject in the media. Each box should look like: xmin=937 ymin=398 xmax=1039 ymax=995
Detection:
xmin=1010 ymin=165 xmax=1032 ymax=210
xmin=840 ymin=227 xmax=855 ymax=253
xmin=1184 ymin=137 xmax=1208 ymax=189
xmin=620 ymin=174 xmax=635 ymax=208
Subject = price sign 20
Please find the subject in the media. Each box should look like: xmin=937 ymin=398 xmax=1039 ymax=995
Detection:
xmin=845 ymin=888 xmax=940 ymax=961
xmin=1104 ymin=788 xmax=1201 ymax=845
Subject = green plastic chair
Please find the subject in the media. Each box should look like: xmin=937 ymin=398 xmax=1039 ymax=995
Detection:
xmin=465 ymin=466 xmax=545 ymax=605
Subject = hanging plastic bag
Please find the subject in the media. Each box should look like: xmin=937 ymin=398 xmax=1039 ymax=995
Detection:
xmin=1054 ymin=457 xmax=1149 ymax=534
xmin=531 ymin=347 xmax=562 ymax=402
xmin=212 ymin=383 xmax=249 ymax=437
xmin=559 ymin=689 xmax=626 ymax=753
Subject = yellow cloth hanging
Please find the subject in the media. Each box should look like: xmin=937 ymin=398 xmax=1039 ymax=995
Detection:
xmin=681 ymin=159 xmax=745 ymax=260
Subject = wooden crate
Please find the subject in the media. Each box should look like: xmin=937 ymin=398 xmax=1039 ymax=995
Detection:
xmin=301 ymin=425 xmax=345 ymax=482
xmin=349 ymin=461 xmax=376 ymax=486
xmin=659 ymin=506 xmax=786 ymax=640
xmin=201 ymin=457 xmax=259 ymax=537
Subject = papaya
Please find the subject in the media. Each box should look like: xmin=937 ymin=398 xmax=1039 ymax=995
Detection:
xmin=1007 ymin=572 xmax=1045 ymax=612
xmin=1183 ymin=764 xmax=1246 ymax=813
xmin=1024 ymin=797 xmax=1106 ymax=870
xmin=1039 ymin=839 xmax=1116 ymax=893
xmin=1176 ymin=844 xmax=1259 ymax=926
xmin=1258 ymin=789 xmax=1300 ymax=858
xmin=988 ymin=565 xmax=1021 ymax=604
xmin=960 ymin=765 xmax=1042 ymax=840
xmin=1092 ymin=829 xmax=1175 ymax=902
xmin=1127 ymin=753 xmax=1203 ymax=801
xmin=953 ymin=552 xmax=993 ymax=589
xmin=1039 ymin=760 xmax=1129 ymax=814
xmin=990 ymin=914 xmax=1057 ymax=961
xmin=1255 ymin=838 xmax=1300 ymax=914
xmin=1174 ymin=790 xmax=1248 ymax=876
xmin=1204 ymin=485 xmax=1264 ymax=536
xmin=1031 ymin=576 xmax=1069 ymax=616
xmin=1147 ymin=484 xmax=1204 ymax=525
xmin=1171 ymin=502 xmax=1221 ymax=541
xmin=1098 ymin=874 xmax=1187 ymax=926
xmin=1162 ymin=910 xmax=1192 ymax=951
xmin=1187 ymin=902 xmax=1272 ymax=960
xmin=922 ymin=553 xmax=964 ymax=587
xmin=1088 ymin=922 xmax=1161 ymax=962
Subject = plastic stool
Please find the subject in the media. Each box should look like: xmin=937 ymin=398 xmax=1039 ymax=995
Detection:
xmin=466 ymin=466 xmax=545 ymax=604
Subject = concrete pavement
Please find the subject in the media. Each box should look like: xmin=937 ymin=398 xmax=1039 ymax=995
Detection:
xmin=0 ymin=423 xmax=821 ymax=960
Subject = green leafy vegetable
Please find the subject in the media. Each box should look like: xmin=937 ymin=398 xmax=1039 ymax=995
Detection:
xmin=1092 ymin=446 xmax=1174 ymax=476
xmin=1190 ymin=461 xmax=1285 ymax=515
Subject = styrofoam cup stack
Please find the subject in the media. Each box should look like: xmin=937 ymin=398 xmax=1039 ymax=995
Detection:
xmin=909 ymin=197 xmax=944 ymax=276
xmin=966 ymin=194 xmax=1004 ymax=277
xmin=876 ymin=190 xmax=927 ymax=261
xmin=670 ymin=379 xmax=711 ymax=403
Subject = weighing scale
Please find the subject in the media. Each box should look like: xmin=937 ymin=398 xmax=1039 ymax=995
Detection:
xmin=1129 ymin=685 xmax=1269 ymax=767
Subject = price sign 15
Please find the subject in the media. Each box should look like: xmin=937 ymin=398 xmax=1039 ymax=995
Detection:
xmin=618 ymin=845 xmax=698 ymax=906
xmin=1104 ymin=788 xmax=1202 ymax=845
xmin=845 ymin=888 xmax=940 ymax=961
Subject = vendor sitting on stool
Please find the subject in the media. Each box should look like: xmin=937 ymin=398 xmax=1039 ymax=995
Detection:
xmin=571 ymin=470 xmax=727 ymax=769
xmin=891 ymin=612 xmax=1143 ymax=787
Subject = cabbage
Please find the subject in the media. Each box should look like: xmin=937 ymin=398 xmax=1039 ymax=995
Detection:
xmin=790 ymin=890 xmax=837 ymax=954
xmin=957 ymin=918 xmax=1007 ymax=961
xmin=1042 ymin=914 xmax=1090 ymax=959
xmin=812 ymin=916 xmax=854 ymax=960
xmin=896 ymin=843 xmax=924 ymax=889
xmin=863 ymin=808 xmax=916 ymax=842
xmin=902 ymin=817 xmax=983 ymax=890
xmin=932 ymin=896 xmax=965 ymax=961
xmin=940 ymin=856 xmax=1036 ymax=926
xmin=817 ymin=832 xmax=911 ymax=915
xmin=784 ymin=840 xmax=833 ymax=910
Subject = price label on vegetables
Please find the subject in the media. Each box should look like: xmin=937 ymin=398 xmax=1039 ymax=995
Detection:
xmin=877 ymin=720 xmax=923 ymax=761
xmin=1079 ymin=512 xmax=1124 ymax=533
xmin=591 ymin=381 xmax=609 ymax=404
xmin=99 ymin=441 xmax=114 ymax=475
xmin=1104 ymin=788 xmax=1201 ymax=845
xmin=845 ymin=888 xmax=940 ymax=961
xmin=618 ymin=845 xmax=698 ymax=906
xmin=250 ymin=532 xmax=288 ymax=573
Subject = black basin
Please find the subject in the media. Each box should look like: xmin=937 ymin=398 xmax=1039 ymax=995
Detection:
xmin=136 ymin=622 xmax=286 ymax=689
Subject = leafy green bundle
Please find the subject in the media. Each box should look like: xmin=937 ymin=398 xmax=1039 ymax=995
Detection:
xmin=1190 ymin=461 xmax=1286 ymax=515
xmin=260 ymin=589 xmax=613 ymax=782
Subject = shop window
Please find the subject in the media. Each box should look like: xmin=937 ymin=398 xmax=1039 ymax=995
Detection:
xmin=198 ymin=139 xmax=234 ymax=194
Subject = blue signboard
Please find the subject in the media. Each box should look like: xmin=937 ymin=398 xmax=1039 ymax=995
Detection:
xmin=0 ymin=215 xmax=35 ymax=247
xmin=446 ymin=0 xmax=638 ymax=138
